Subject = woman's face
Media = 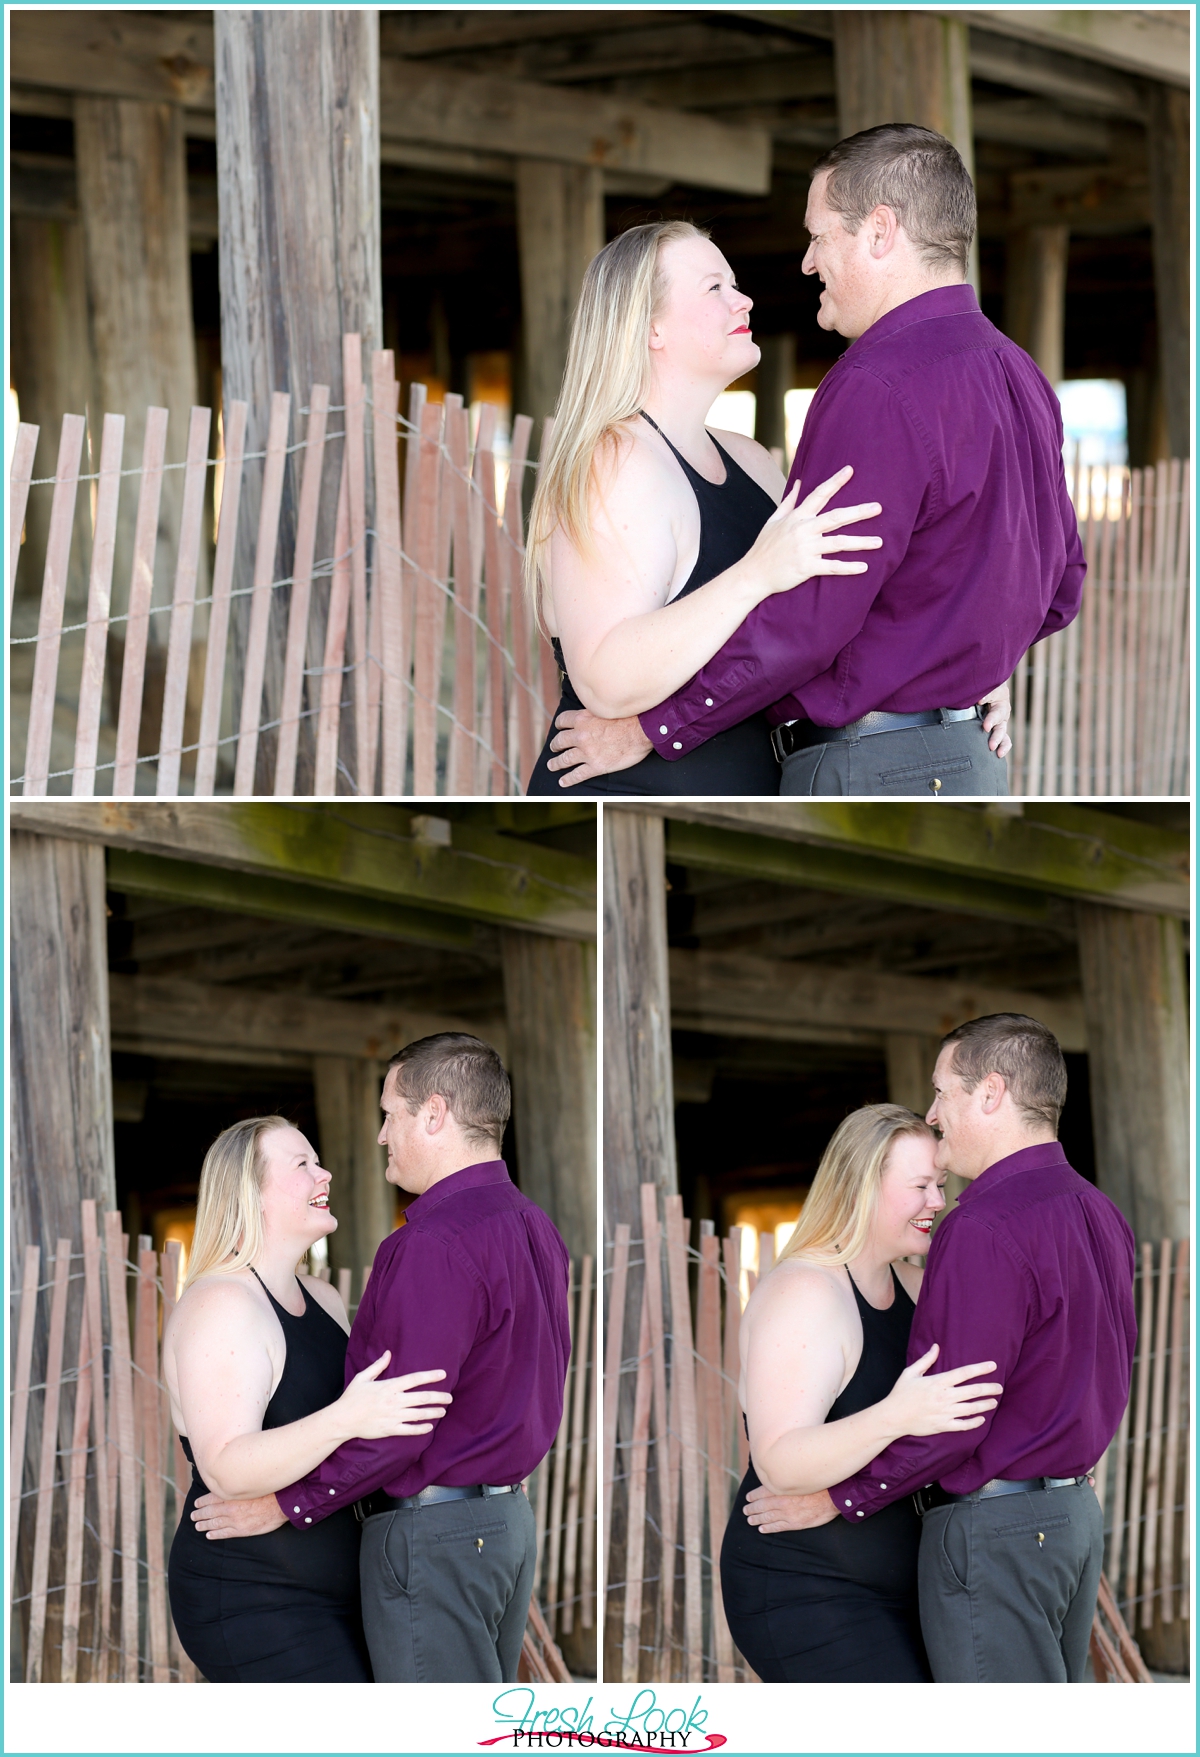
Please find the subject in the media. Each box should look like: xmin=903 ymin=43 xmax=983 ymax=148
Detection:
xmin=649 ymin=235 xmax=759 ymax=387
xmin=870 ymin=1132 xmax=945 ymax=1261
xmin=258 ymin=1126 xmax=337 ymax=1248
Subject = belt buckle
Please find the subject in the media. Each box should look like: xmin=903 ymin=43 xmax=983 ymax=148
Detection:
xmin=770 ymin=724 xmax=790 ymax=765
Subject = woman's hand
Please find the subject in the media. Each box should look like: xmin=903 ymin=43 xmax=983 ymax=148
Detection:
xmin=743 ymin=466 xmax=882 ymax=599
xmin=883 ymin=1343 xmax=1002 ymax=1437
xmin=335 ymin=1354 xmax=452 ymax=1441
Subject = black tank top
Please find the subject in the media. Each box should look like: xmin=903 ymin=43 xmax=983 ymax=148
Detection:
xmin=525 ymin=412 xmax=780 ymax=796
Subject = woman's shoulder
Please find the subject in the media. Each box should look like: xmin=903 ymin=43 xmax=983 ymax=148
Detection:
xmin=753 ymin=1257 xmax=848 ymax=1320
xmin=708 ymin=429 xmax=785 ymax=501
xmin=174 ymin=1270 xmax=263 ymax=1318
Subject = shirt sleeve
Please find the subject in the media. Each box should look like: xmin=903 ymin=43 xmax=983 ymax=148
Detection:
xmin=638 ymin=370 xmax=935 ymax=758
xmin=276 ymin=1235 xmax=484 ymax=1527
xmin=828 ymin=1215 xmax=1036 ymax=1521
xmin=1032 ymin=465 xmax=1086 ymax=642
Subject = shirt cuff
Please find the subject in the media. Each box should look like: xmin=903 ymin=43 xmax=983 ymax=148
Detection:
xmin=639 ymin=657 xmax=763 ymax=759
xmin=277 ymin=1473 xmax=366 ymax=1528
xmin=828 ymin=1469 xmax=912 ymax=1522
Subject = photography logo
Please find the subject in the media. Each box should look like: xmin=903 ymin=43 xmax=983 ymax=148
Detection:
xmin=481 ymin=1690 xmax=727 ymax=1751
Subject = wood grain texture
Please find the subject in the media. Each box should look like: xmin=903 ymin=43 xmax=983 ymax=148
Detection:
xmin=157 ymin=406 xmax=212 ymax=795
xmin=194 ymin=398 xmax=247 ymax=796
xmin=22 ymin=412 xmax=86 ymax=795
xmin=274 ymin=385 xmax=330 ymax=796
xmin=312 ymin=1056 xmax=390 ymax=1285
xmin=72 ymin=413 xmax=125 ymax=794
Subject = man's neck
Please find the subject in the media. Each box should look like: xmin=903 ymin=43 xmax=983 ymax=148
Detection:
xmin=413 ymin=1149 xmax=501 ymax=1196
xmin=847 ymin=269 xmax=967 ymax=340
xmin=966 ymin=1131 xmax=1058 ymax=1180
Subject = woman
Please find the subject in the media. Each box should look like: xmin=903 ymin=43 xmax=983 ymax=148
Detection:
xmin=720 ymin=1105 xmax=1003 ymax=1683
xmin=525 ymin=220 xmax=884 ymax=796
xmin=164 ymin=1115 xmax=450 ymax=1683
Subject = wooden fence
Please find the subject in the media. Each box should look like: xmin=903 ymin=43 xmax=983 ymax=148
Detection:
xmin=1010 ymin=460 xmax=1191 ymax=796
xmin=603 ymin=1184 xmax=1187 ymax=1683
xmin=8 ymin=335 xmax=557 ymax=798
xmin=9 ymin=1202 xmax=591 ymax=1682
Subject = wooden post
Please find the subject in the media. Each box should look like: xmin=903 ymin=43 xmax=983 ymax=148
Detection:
xmin=74 ymin=95 xmax=204 ymax=748
xmin=753 ymin=334 xmax=795 ymax=464
xmin=311 ymin=1057 xmax=391 ymax=1287
xmin=500 ymin=929 xmax=597 ymax=1261
xmin=215 ymin=12 xmax=381 ymax=788
xmin=1005 ymin=224 xmax=1069 ymax=384
xmin=515 ymin=161 xmax=605 ymax=424
xmin=1076 ymin=905 xmax=1189 ymax=1241
xmin=883 ymin=1032 xmax=967 ymax=1219
xmin=1146 ymin=83 xmax=1189 ymax=460
xmin=833 ymin=12 xmax=976 ymax=285
xmin=603 ymin=811 xmax=677 ymax=1240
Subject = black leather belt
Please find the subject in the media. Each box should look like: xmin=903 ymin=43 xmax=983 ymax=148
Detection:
xmin=353 ymin=1482 xmax=518 ymax=1522
xmin=771 ymin=705 xmax=982 ymax=763
xmin=914 ymin=1475 xmax=1087 ymax=1516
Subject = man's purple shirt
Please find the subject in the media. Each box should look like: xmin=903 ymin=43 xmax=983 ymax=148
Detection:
xmin=278 ymin=1161 xmax=571 ymax=1526
xmin=640 ymin=285 xmax=1085 ymax=757
xmin=831 ymin=1143 xmax=1136 ymax=1521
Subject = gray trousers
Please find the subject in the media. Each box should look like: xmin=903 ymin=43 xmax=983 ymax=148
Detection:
xmin=918 ymin=1482 xmax=1104 ymax=1682
xmin=779 ymin=713 xmax=1009 ymax=796
xmin=359 ymin=1489 xmax=536 ymax=1683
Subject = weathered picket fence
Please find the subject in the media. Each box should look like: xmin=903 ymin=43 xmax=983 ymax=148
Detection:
xmin=604 ymin=1185 xmax=1186 ymax=1683
xmin=8 ymin=335 xmax=557 ymax=798
xmin=1010 ymin=459 xmax=1191 ymax=796
xmin=9 ymin=1202 xmax=587 ymax=1683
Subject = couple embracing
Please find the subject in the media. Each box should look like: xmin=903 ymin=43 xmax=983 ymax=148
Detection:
xmin=723 ymin=1013 xmax=1136 ymax=1684
xmin=526 ymin=123 xmax=1083 ymax=799
xmin=162 ymin=1034 xmax=570 ymax=1683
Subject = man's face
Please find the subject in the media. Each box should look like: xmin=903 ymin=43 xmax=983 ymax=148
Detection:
xmin=925 ymin=1046 xmax=985 ymax=1179
xmin=802 ymin=171 xmax=880 ymax=340
xmin=378 ymin=1068 xmax=432 ymax=1195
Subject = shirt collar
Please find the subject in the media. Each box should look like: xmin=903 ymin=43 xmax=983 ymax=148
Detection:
xmin=402 ymin=1158 xmax=511 ymax=1224
xmin=848 ymin=282 xmax=981 ymax=356
xmin=957 ymin=1140 xmax=1067 ymax=1204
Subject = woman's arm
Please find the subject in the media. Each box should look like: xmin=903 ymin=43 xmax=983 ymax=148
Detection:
xmin=745 ymin=1268 xmax=1001 ymax=1498
xmin=170 ymin=1280 xmax=450 ymax=1500
xmin=551 ymin=433 xmax=882 ymax=719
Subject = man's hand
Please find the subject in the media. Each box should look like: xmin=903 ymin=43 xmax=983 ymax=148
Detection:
xmin=191 ymin=1490 xmax=288 ymax=1540
xmin=544 ymin=709 xmax=652 ymax=786
xmin=743 ymin=1485 xmax=840 ymax=1534
xmin=979 ymin=680 xmax=1012 ymax=759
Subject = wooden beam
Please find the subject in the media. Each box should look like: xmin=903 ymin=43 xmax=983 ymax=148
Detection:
xmin=955 ymin=9 xmax=1191 ymax=89
xmin=1004 ymin=162 xmax=1151 ymax=235
xmin=107 ymin=973 xmax=493 ymax=1065
xmin=105 ymin=849 xmax=481 ymax=952
xmin=10 ymin=803 xmax=597 ymax=940
xmin=669 ymin=947 xmax=1086 ymax=1051
xmin=639 ymin=804 xmax=1190 ymax=918
xmin=972 ymin=97 xmax=1110 ymax=158
xmin=967 ymin=26 xmax=1147 ymax=117
xmin=1147 ymin=81 xmax=1190 ymax=461
xmin=10 ymin=12 xmax=216 ymax=106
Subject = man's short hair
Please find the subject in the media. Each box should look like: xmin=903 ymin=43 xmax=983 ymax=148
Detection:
xmin=941 ymin=1014 xmax=1067 ymax=1133
xmin=812 ymin=123 xmax=976 ymax=275
xmin=387 ymin=1033 xmax=511 ymax=1149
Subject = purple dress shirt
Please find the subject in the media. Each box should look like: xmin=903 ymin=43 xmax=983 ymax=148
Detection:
xmin=831 ymin=1143 xmax=1136 ymax=1522
xmin=278 ymin=1161 xmax=571 ymax=1527
xmin=640 ymin=285 xmax=1085 ymax=757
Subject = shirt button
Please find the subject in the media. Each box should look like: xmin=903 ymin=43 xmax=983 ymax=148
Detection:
xmin=845 ymin=1500 xmax=852 ymax=1507
xmin=672 ymin=741 xmax=682 ymax=750
xmin=304 ymin=1517 xmax=312 ymax=1524
xmin=329 ymin=1489 xmax=336 ymax=1495
xmin=659 ymin=725 xmax=668 ymax=735
xmin=705 ymin=698 xmax=714 ymax=707
xmin=856 ymin=1511 xmax=864 ymax=1518
xmin=293 ymin=1507 xmax=300 ymax=1513
xmin=880 ymin=1483 xmax=887 ymax=1490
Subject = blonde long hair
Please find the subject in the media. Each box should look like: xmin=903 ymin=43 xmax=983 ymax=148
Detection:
xmin=524 ymin=219 xmax=709 ymax=620
xmin=181 ymin=1115 xmax=290 ymax=1292
xmin=775 ymin=1104 xmax=935 ymax=1271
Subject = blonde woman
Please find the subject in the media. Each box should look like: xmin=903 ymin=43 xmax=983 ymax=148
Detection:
xmin=164 ymin=1116 xmax=450 ymax=1682
xmin=720 ymin=1106 xmax=1003 ymax=1682
xmin=524 ymin=220 xmax=883 ymax=795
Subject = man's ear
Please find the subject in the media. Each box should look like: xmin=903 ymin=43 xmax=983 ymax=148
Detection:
xmin=979 ymin=1072 xmax=1008 ymax=1116
xmin=867 ymin=204 xmax=901 ymax=259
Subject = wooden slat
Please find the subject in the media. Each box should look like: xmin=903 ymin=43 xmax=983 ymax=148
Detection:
xmin=1158 ymin=460 xmax=1189 ymax=795
xmin=579 ymin=1320 xmax=598 ymax=1633
xmin=536 ymin=416 xmax=560 ymax=729
xmin=81 ymin=1202 xmax=114 ymax=1677
xmin=560 ymin=1255 xmax=593 ymax=1633
xmin=233 ymin=391 xmax=291 ymax=795
xmin=525 ymin=1593 xmax=572 ymax=1683
xmin=411 ymin=398 xmax=445 ymax=794
xmin=1122 ymin=1241 xmax=1154 ymax=1613
xmin=1059 ymin=613 xmax=1079 ymax=795
xmin=315 ymin=453 xmax=352 ymax=797
xmin=544 ymin=1273 xmax=575 ymax=1633
xmin=373 ymin=351 xmax=405 ymax=797
xmin=72 ymin=413 xmax=125 ymax=795
xmin=1158 ymin=1238 xmax=1187 ymax=1621
xmin=23 ymin=412 xmax=87 ymax=796
xmin=1076 ymin=492 xmax=1099 ymax=794
xmin=1138 ymin=1238 xmax=1172 ymax=1629
xmin=274 ymin=384 xmax=330 ymax=796
xmin=505 ymin=414 xmax=536 ymax=790
xmin=10 ymin=1245 xmax=40 ymax=1596
xmin=621 ymin=1282 xmax=652 ymax=1683
xmin=445 ymin=398 xmax=477 ymax=795
xmin=639 ymin=1185 xmax=675 ymax=1624
xmin=1025 ymin=631 xmax=1048 ymax=796
xmin=602 ymin=1225 xmax=630 ymax=1584
xmin=722 ymin=1229 xmax=747 ymax=1479
xmin=432 ymin=394 xmax=459 ymax=781
xmin=26 ymin=1237 xmax=71 ymax=1680
xmin=136 ymin=1247 xmax=170 ymax=1681
xmin=337 ymin=1266 xmax=353 ymax=1312
xmin=112 ymin=407 xmax=169 ymax=796
xmin=156 ymin=406 xmax=212 ymax=796
xmin=757 ymin=1231 xmax=775 ymax=1277
xmin=60 ymin=1302 xmax=93 ymax=1683
xmin=665 ymin=1197 xmax=702 ymax=1683
xmin=194 ymin=398 xmax=247 ymax=796
xmin=104 ymin=1211 xmax=140 ymax=1680
xmin=8 ymin=420 xmax=40 ymax=615
xmin=1098 ymin=1572 xmax=1153 ymax=1683
xmin=699 ymin=1231 xmax=735 ymax=1681
xmin=477 ymin=430 xmax=508 ymax=794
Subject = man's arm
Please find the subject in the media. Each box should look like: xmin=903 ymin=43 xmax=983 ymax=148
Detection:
xmin=637 ymin=372 xmax=928 ymax=760
xmin=276 ymin=1237 xmax=482 ymax=1526
xmin=1031 ymin=465 xmax=1087 ymax=643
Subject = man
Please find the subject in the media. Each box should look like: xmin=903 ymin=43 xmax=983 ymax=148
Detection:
xmin=547 ymin=124 xmax=1083 ymax=796
xmin=195 ymin=1034 xmax=571 ymax=1683
xmin=746 ymin=1014 xmax=1136 ymax=1682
